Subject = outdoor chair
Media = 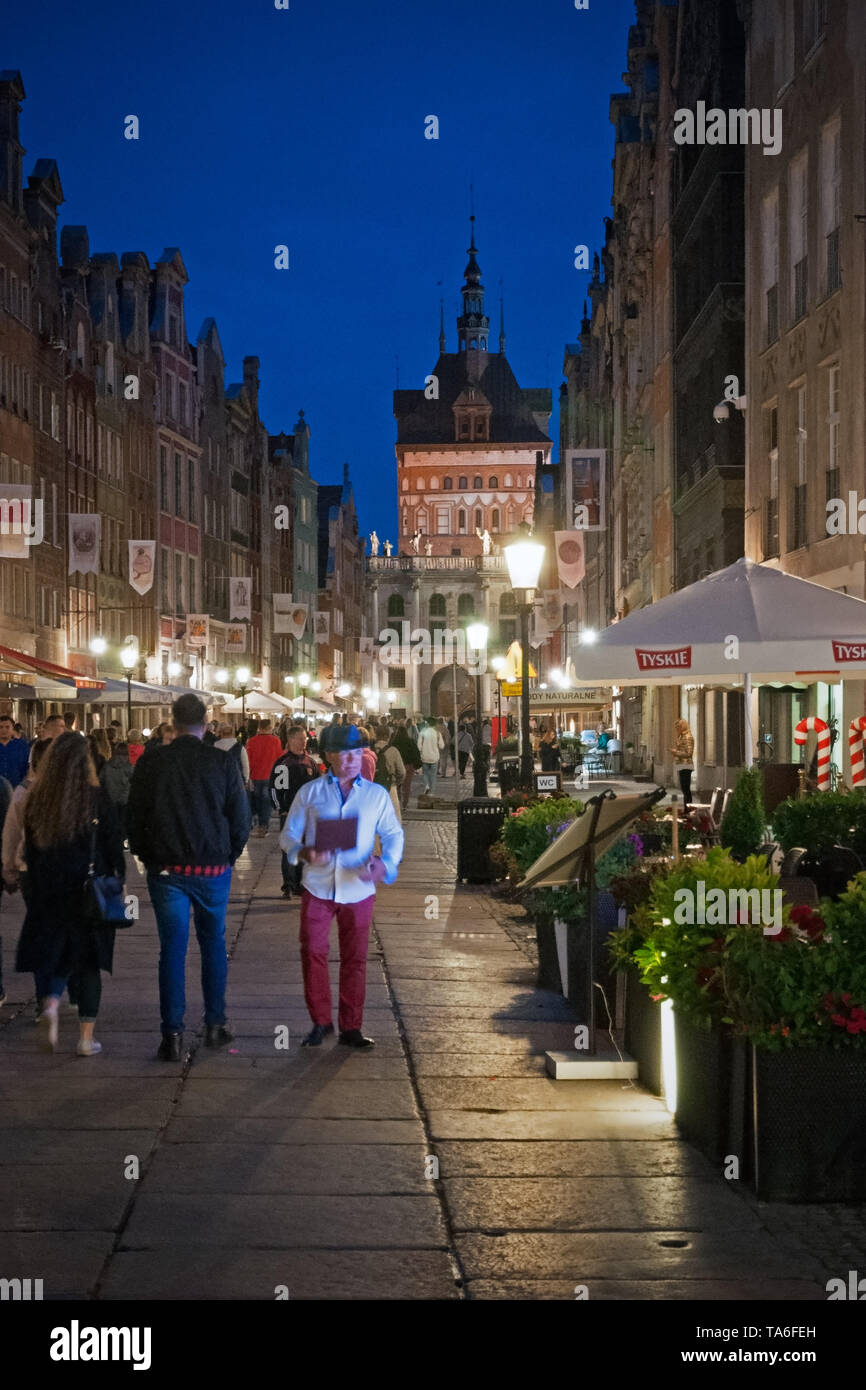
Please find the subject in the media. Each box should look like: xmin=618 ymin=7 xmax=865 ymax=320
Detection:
xmin=779 ymin=876 xmax=820 ymax=909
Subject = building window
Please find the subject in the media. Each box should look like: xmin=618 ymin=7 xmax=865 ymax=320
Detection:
xmin=762 ymin=189 xmax=779 ymax=344
xmin=457 ymin=593 xmax=475 ymax=621
xmin=473 ymin=474 xmax=482 ymax=489
xmin=504 ymin=474 xmax=513 ymax=488
xmin=827 ymin=363 xmax=840 ymax=500
xmin=803 ymin=0 xmax=827 ymax=54
xmin=402 ymin=477 xmax=409 ymax=491
xmin=388 ymin=668 xmax=406 ymax=689
xmin=436 ymin=505 xmax=450 ymax=534
xmin=188 ymin=458 xmax=195 ymax=518
xmin=765 ymin=406 xmax=779 ymax=559
xmin=174 ymin=453 xmax=183 ymax=517
xmin=160 ymin=547 xmax=170 ymax=610
xmin=775 ymin=0 xmax=794 ymax=89
xmin=429 ymin=593 xmax=446 ymax=619
xmin=789 ymin=150 xmax=808 ymax=323
xmin=488 ymin=475 xmax=498 ymax=488
xmin=429 ymin=476 xmax=438 ymax=489
xmin=160 ymin=446 xmax=169 ymax=509
xmin=387 ymin=593 xmax=405 ymax=618
xmin=821 ymin=117 xmax=841 ymax=295
xmin=491 ymin=508 xmax=500 ymax=531
xmin=458 ymin=475 xmax=467 ymax=489
xmin=443 ymin=476 xmax=453 ymax=490
xmin=475 ymin=508 xmax=482 ymax=530
xmin=457 ymin=509 xmax=466 ymax=533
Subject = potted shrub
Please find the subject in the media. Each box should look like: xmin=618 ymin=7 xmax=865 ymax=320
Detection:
xmin=498 ymin=798 xmax=585 ymax=990
xmin=631 ymin=849 xmax=786 ymax=1165
xmin=720 ymin=766 xmax=767 ymax=862
xmin=724 ymin=876 xmax=866 ymax=1200
xmin=772 ymin=789 xmax=866 ymax=859
xmin=607 ymin=861 xmax=672 ymax=1094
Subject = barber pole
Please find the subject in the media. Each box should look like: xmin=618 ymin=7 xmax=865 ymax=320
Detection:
xmin=848 ymin=716 xmax=866 ymax=787
xmin=794 ymin=715 xmax=831 ymax=791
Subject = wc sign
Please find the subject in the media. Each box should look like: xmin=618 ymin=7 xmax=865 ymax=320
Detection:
xmin=534 ymin=772 xmax=562 ymax=795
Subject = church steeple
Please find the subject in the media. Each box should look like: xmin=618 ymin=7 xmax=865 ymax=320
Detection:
xmin=457 ymin=215 xmax=489 ymax=354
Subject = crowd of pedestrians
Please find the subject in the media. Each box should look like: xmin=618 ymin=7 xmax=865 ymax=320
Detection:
xmin=0 ymin=700 xmax=506 ymax=1054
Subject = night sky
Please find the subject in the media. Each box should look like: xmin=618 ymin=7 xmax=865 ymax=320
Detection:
xmin=6 ymin=0 xmax=636 ymax=540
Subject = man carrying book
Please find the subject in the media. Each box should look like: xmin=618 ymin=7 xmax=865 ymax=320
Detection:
xmin=280 ymin=723 xmax=404 ymax=1048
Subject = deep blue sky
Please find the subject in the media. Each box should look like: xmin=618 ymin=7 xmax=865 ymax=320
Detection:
xmin=7 ymin=0 xmax=636 ymax=541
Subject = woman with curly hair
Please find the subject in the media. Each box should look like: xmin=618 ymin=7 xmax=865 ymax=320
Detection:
xmin=16 ymin=732 xmax=125 ymax=1056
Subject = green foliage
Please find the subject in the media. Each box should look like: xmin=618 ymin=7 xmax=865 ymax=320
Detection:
xmin=632 ymin=849 xmax=786 ymax=1028
xmin=772 ymin=789 xmax=866 ymax=858
xmin=595 ymin=835 xmax=639 ymax=889
xmin=720 ymin=767 xmax=767 ymax=861
xmin=499 ymin=797 xmax=583 ymax=876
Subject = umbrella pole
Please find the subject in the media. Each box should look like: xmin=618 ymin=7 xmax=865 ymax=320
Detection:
xmin=722 ymin=691 xmax=728 ymax=790
xmin=744 ymin=672 xmax=753 ymax=769
xmin=581 ymin=794 xmax=607 ymax=1058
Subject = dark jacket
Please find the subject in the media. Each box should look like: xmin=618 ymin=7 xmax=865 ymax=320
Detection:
xmin=0 ymin=737 xmax=30 ymax=789
xmin=269 ymin=749 xmax=319 ymax=815
xmin=127 ymin=734 xmax=251 ymax=870
xmin=100 ymin=753 xmax=134 ymax=807
xmin=16 ymin=788 xmax=125 ymax=976
xmin=540 ymin=739 xmax=561 ymax=771
xmin=390 ymin=728 xmax=422 ymax=770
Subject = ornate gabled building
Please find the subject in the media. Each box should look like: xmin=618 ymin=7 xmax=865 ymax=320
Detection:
xmin=372 ymin=223 xmax=552 ymax=717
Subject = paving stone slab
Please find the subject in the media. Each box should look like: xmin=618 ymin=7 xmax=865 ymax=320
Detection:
xmin=122 ymin=1192 xmax=447 ymax=1249
xmin=412 ymin=1055 xmax=548 ymax=1077
xmin=175 ymin=1077 xmax=418 ymax=1120
xmin=442 ymin=1176 xmax=762 ymax=1234
xmin=145 ymin=1142 xmax=433 ymax=1194
xmin=405 ymin=1031 xmax=566 ymax=1054
xmin=0 ymin=1128 xmax=160 ymax=1165
xmin=0 ymin=1164 xmax=132 ymax=1232
xmin=428 ymin=1110 xmax=678 ymax=1141
xmin=2 ymin=1094 xmax=178 ymax=1130
xmin=417 ymin=1079 xmax=665 ymax=1113
xmin=100 ymin=1247 xmax=459 ymax=1300
xmin=0 ymin=1232 xmax=113 ymax=1299
xmin=434 ymin=1141 xmax=714 ymax=1179
xmin=165 ymin=1117 xmax=424 ymax=1145
xmin=464 ymin=1277 xmax=825 ymax=1301
xmin=458 ymin=1231 xmax=825 ymax=1281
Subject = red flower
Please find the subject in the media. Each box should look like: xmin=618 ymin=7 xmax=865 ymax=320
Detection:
xmin=781 ymin=1026 xmax=790 ymax=1037
xmin=831 ymin=1014 xmax=847 ymax=1027
xmin=842 ymin=992 xmax=852 ymax=1005
xmin=790 ymin=905 xmax=827 ymax=940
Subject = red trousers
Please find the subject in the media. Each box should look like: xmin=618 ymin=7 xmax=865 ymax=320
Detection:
xmin=299 ymin=889 xmax=375 ymax=1032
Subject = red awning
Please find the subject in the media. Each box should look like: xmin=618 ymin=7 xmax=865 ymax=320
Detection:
xmin=0 ymin=645 xmax=106 ymax=691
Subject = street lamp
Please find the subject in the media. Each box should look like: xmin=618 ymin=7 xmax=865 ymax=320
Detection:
xmin=466 ymin=621 xmax=489 ymax=797
xmin=504 ymin=525 xmax=546 ymax=789
xmin=167 ymin=660 xmax=182 ymax=678
xmin=215 ymin=668 xmax=229 ymax=685
xmin=236 ymin=665 xmax=251 ymax=723
xmin=119 ymin=641 xmax=139 ymax=733
xmin=89 ymin=636 xmax=107 ymax=656
xmin=336 ymin=682 xmax=351 ymax=699
xmin=298 ymin=671 xmax=310 ymax=717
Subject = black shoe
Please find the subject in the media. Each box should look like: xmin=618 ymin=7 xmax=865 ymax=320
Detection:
xmin=301 ymin=1023 xmax=334 ymax=1047
xmin=157 ymin=1032 xmax=183 ymax=1062
xmin=281 ymin=885 xmax=293 ymax=898
xmin=204 ymin=1024 xmax=234 ymax=1048
xmin=338 ymin=1029 xmax=375 ymax=1048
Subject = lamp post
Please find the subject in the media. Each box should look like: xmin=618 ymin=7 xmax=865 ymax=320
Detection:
xmin=504 ymin=525 xmax=546 ymax=790
xmin=466 ymin=621 xmax=489 ymax=797
xmin=119 ymin=641 xmax=139 ymax=734
xmin=236 ymin=665 xmax=251 ymax=724
xmin=298 ymin=672 xmax=310 ymax=719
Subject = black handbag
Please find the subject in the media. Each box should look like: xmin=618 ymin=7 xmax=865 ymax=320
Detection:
xmin=83 ymin=819 xmax=129 ymax=926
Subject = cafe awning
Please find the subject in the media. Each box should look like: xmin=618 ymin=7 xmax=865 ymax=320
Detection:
xmin=0 ymin=644 xmax=105 ymax=695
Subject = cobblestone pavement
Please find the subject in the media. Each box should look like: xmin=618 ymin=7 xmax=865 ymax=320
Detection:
xmin=0 ymin=816 xmax=863 ymax=1300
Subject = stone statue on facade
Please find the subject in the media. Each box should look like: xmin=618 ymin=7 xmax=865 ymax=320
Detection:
xmin=369 ymin=530 xmax=379 ymax=556
xmin=383 ymin=539 xmax=393 ymax=557
xmin=476 ymin=527 xmax=492 ymax=555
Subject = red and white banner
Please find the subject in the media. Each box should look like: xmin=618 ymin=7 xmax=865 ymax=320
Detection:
xmin=128 ymin=540 xmax=155 ymax=595
xmin=273 ymin=595 xmax=307 ymax=638
xmin=833 ymin=641 xmax=866 ymax=662
xmin=554 ymin=531 xmax=585 ymax=589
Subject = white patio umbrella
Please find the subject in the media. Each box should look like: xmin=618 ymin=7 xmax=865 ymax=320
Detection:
xmin=573 ymin=559 xmax=866 ymax=769
xmin=220 ymin=689 xmax=294 ymax=716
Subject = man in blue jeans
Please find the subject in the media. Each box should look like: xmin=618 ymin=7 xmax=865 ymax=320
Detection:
xmin=128 ymin=693 xmax=251 ymax=1061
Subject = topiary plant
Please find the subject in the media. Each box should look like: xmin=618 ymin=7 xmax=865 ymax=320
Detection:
xmin=720 ymin=766 xmax=767 ymax=862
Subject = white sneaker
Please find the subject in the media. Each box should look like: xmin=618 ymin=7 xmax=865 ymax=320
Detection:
xmin=76 ymin=1039 xmax=102 ymax=1056
xmin=39 ymin=1005 xmax=59 ymax=1052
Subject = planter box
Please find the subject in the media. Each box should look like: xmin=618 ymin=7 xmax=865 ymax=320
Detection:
xmin=535 ymin=916 xmax=563 ymax=994
xmin=624 ymin=967 xmax=663 ymax=1096
xmin=752 ymin=1048 xmax=866 ymax=1202
xmin=674 ymin=1013 xmax=750 ymax=1172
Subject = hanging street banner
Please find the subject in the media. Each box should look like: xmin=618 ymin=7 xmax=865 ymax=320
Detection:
xmin=554 ymin=530 xmax=586 ymax=588
xmin=274 ymin=595 xmax=307 ymax=639
xmin=230 ymin=577 xmax=252 ymax=621
xmin=186 ymin=614 xmax=209 ymax=649
xmin=68 ymin=514 xmax=101 ymax=575
xmin=225 ymin=623 xmax=247 ymax=654
xmin=128 ymin=540 xmax=156 ymax=595
xmin=314 ymin=611 xmax=330 ymax=644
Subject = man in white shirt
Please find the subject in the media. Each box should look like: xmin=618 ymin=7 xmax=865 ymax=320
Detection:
xmin=280 ymin=724 xmax=404 ymax=1047
xmin=417 ymin=717 xmax=443 ymax=795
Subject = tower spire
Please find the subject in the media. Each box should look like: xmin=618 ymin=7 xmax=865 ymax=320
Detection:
xmin=458 ymin=213 xmax=489 ymax=355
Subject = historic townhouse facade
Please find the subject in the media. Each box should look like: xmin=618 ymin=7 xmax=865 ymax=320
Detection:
xmin=743 ymin=0 xmax=865 ymax=778
xmin=317 ymin=464 xmax=365 ymax=707
xmin=269 ymin=410 xmax=318 ymax=685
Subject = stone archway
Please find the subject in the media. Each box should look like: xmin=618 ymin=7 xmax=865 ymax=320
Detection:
xmin=428 ymin=665 xmax=475 ymax=719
